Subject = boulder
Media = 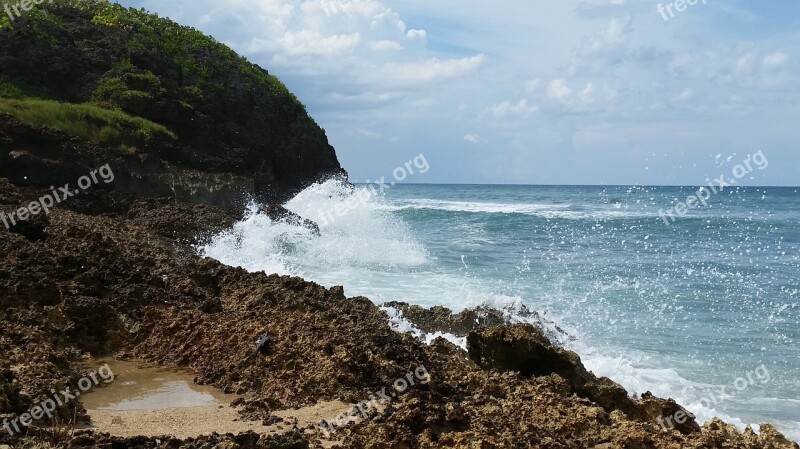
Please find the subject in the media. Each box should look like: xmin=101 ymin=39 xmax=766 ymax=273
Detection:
xmin=467 ymin=323 xmax=701 ymax=433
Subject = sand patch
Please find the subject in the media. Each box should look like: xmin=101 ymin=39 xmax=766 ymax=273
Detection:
xmin=86 ymin=400 xmax=351 ymax=440
xmin=79 ymin=359 xmax=350 ymax=441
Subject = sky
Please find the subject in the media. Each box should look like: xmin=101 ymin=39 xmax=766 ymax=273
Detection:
xmin=117 ymin=0 xmax=800 ymax=186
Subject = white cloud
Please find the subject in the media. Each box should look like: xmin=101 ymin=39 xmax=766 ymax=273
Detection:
xmin=177 ymin=0 xmax=489 ymax=113
xmin=763 ymin=52 xmax=788 ymax=71
xmin=525 ymin=78 xmax=542 ymax=93
xmin=371 ymin=40 xmax=403 ymax=51
xmin=407 ymin=29 xmax=427 ymax=40
xmin=464 ymin=134 xmax=488 ymax=144
xmin=355 ymin=129 xmax=383 ymax=139
xmin=546 ymin=79 xmax=595 ymax=109
xmin=576 ymin=14 xmax=631 ymax=60
xmin=374 ymin=55 xmax=486 ymax=85
xmin=736 ymin=52 xmax=756 ymax=75
xmin=489 ymin=99 xmax=538 ymax=119
xmin=548 ymin=79 xmax=573 ymax=102
xmin=279 ymin=30 xmax=361 ymax=56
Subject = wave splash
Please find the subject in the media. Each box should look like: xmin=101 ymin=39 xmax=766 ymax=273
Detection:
xmin=200 ymin=178 xmax=428 ymax=278
xmin=199 ymin=178 xmax=800 ymax=442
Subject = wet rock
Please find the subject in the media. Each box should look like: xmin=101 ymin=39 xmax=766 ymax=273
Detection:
xmin=259 ymin=204 xmax=321 ymax=235
xmin=329 ymin=285 xmax=346 ymax=300
xmin=467 ymin=324 xmax=641 ymax=418
xmin=60 ymin=190 xmax=135 ymax=218
xmin=0 ymin=278 xmax=62 ymax=308
xmin=384 ymin=302 xmax=507 ymax=336
xmin=262 ymin=430 xmax=309 ymax=449
xmin=127 ymin=198 xmax=245 ymax=245
xmin=385 ymin=301 xmax=575 ymax=345
xmin=467 ymin=323 xmax=580 ymax=378
xmin=758 ymin=424 xmax=800 ymax=449
xmin=639 ymin=391 xmax=701 ymax=435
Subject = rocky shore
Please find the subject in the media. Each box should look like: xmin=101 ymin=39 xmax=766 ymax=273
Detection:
xmin=1 ymin=1 xmax=798 ymax=448
xmin=1 ymin=176 xmax=798 ymax=449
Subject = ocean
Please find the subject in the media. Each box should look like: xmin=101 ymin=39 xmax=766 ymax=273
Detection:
xmin=200 ymin=180 xmax=800 ymax=441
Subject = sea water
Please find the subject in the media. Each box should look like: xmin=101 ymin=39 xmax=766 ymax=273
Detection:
xmin=200 ymin=179 xmax=800 ymax=441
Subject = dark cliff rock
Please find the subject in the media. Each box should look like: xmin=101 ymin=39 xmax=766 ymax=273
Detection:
xmin=0 ymin=0 xmax=344 ymax=206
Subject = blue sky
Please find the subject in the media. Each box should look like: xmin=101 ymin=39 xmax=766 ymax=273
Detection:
xmin=117 ymin=0 xmax=799 ymax=186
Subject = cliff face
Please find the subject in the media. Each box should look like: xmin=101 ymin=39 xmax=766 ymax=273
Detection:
xmin=0 ymin=0 xmax=344 ymax=206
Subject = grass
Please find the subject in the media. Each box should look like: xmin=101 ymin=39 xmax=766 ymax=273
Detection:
xmin=0 ymin=97 xmax=176 ymax=151
xmin=2 ymin=0 xmax=315 ymax=127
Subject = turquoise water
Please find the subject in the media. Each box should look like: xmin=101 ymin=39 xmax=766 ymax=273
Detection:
xmin=201 ymin=181 xmax=800 ymax=440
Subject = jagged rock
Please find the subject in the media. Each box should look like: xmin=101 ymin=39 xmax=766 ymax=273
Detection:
xmin=385 ymin=301 xmax=574 ymax=344
xmin=466 ymin=324 xmax=664 ymax=424
xmin=259 ymin=204 xmax=321 ymax=235
xmin=383 ymin=302 xmax=507 ymax=336
xmin=467 ymin=324 xmax=581 ymax=378
xmin=640 ymin=391 xmax=701 ymax=435
xmin=329 ymin=286 xmax=346 ymax=300
xmin=758 ymin=424 xmax=800 ymax=449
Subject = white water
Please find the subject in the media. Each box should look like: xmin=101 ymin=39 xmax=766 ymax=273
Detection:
xmin=199 ymin=179 xmax=800 ymax=442
xmin=385 ymin=198 xmax=652 ymax=220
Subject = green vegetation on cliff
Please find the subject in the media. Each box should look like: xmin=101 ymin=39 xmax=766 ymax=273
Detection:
xmin=1 ymin=67 xmax=176 ymax=153
xmin=1 ymin=0 xmax=298 ymax=107
xmin=0 ymin=97 xmax=175 ymax=152
xmin=0 ymin=0 xmax=342 ymax=202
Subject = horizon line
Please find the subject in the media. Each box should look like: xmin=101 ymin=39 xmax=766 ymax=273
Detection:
xmin=350 ymin=182 xmax=800 ymax=188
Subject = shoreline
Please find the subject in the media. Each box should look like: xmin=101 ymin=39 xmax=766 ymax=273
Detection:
xmin=0 ymin=179 xmax=794 ymax=448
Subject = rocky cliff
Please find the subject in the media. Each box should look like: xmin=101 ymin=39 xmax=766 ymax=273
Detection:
xmin=0 ymin=0 xmax=344 ymax=207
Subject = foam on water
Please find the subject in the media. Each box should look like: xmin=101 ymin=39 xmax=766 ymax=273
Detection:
xmin=387 ymin=198 xmax=652 ymax=220
xmin=199 ymin=179 xmax=800 ymax=442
